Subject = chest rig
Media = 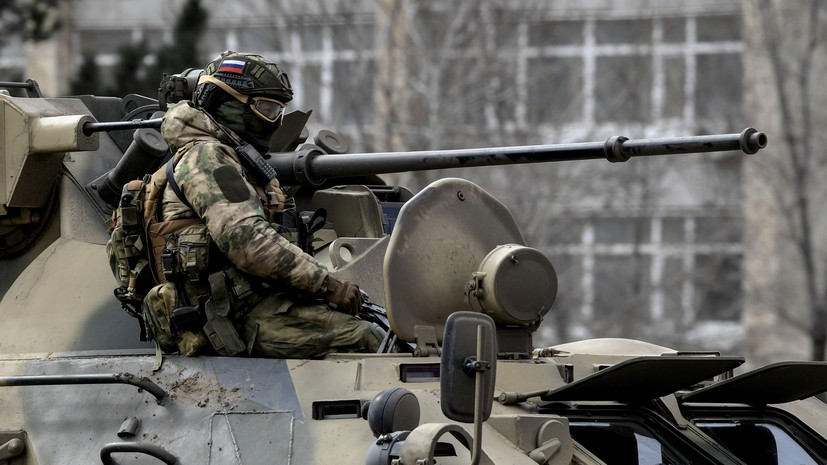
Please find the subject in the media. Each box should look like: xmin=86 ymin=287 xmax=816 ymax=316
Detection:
xmin=149 ymin=142 xmax=290 ymax=302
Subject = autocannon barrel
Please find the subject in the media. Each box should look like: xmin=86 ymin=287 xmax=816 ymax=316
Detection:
xmin=82 ymin=117 xmax=163 ymax=135
xmin=269 ymin=128 xmax=767 ymax=186
xmin=79 ymin=117 xmax=766 ymax=187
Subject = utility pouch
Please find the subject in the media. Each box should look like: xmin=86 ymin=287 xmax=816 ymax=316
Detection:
xmin=177 ymin=224 xmax=212 ymax=282
xmin=148 ymin=217 xmax=201 ymax=284
xmin=202 ymin=271 xmax=246 ymax=356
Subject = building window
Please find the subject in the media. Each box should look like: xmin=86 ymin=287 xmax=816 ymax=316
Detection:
xmin=662 ymin=57 xmax=686 ymax=119
xmin=530 ymin=19 xmax=584 ymax=46
xmin=514 ymin=13 xmax=744 ymax=130
xmin=593 ymin=255 xmax=653 ymax=324
xmin=695 ymin=53 xmax=743 ymax=125
xmin=528 ymin=57 xmax=584 ymax=125
xmin=332 ymin=59 xmax=375 ymax=125
xmin=331 ymin=23 xmax=374 ymax=51
xmin=549 ymin=213 xmax=744 ymax=337
xmin=595 ymin=55 xmax=653 ymax=123
xmin=694 ymin=254 xmax=742 ymax=321
xmin=595 ymin=18 xmax=653 ymax=44
xmin=696 ymin=15 xmax=741 ymax=42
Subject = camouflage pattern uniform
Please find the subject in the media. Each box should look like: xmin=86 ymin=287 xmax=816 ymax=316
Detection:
xmin=157 ymin=101 xmax=380 ymax=358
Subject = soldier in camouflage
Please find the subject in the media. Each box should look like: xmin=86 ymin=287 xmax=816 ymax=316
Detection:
xmin=151 ymin=51 xmax=381 ymax=358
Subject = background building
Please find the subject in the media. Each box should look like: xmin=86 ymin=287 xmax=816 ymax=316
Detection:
xmin=2 ymin=0 xmax=821 ymax=365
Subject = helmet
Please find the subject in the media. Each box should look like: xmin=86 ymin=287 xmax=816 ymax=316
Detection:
xmin=194 ymin=51 xmax=293 ymax=121
xmin=194 ymin=51 xmax=293 ymax=152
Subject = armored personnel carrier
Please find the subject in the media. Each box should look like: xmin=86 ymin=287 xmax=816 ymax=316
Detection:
xmin=0 ymin=75 xmax=824 ymax=465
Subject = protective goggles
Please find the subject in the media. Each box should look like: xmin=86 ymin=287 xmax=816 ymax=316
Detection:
xmin=249 ymin=97 xmax=286 ymax=124
xmin=197 ymin=75 xmax=287 ymax=124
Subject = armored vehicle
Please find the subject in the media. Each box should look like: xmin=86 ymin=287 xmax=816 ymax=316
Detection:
xmin=0 ymin=75 xmax=824 ymax=465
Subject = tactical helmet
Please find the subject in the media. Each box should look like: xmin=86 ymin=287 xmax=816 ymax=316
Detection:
xmin=194 ymin=51 xmax=293 ymax=122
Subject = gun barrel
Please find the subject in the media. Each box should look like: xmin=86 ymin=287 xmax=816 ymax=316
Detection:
xmin=82 ymin=117 xmax=163 ymax=135
xmin=0 ymin=81 xmax=36 ymax=89
xmin=270 ymin=128 xmax=767 ymax=186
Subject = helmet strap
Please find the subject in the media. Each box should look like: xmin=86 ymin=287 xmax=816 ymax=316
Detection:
xmin=197 ymin=75 xmax=250 ymax=104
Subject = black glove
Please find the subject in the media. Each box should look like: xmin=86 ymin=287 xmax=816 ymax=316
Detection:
xmin=325 ymin=276 xmax=363 ymax=315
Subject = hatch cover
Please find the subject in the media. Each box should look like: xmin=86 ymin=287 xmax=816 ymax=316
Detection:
xmin=680 ymin=361 xmax=827 ymax=405
xmin=385 ymin=178 xmax=525 ymax=343
xmin=541 ymin=356 xmax=744 ymax=402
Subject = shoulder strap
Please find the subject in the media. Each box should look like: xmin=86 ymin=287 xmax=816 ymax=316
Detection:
xmin=166 ymin=157 xmax=194 ymax=211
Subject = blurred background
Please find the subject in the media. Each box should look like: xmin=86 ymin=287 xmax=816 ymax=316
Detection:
xmin=1 ymin=0 xmax=825 ymax=367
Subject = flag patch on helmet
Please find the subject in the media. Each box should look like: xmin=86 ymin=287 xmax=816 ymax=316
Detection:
xmin=218 ymin=60 xmax=246 ymax=74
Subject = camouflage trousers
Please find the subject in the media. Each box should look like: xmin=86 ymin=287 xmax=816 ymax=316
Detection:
xmin=237 ymin=292 xmax=383 ymax=358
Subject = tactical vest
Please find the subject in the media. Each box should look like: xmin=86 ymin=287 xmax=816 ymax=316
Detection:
xmin=107 ymin=146 xmax=317 ymax=359
xmin=106 ymin=156 xmax=212 ymax=355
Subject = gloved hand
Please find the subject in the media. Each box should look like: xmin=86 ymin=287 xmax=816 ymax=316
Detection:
xmin=325 ymin=276 xmax=363 ymax=315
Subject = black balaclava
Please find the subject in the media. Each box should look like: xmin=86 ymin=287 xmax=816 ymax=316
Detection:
xmin=212 ymin=98 xmax=280 ymax=154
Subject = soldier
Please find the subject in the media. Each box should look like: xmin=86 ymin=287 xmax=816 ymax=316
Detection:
xmin=146 ymin=51 xmax=382 ymax=358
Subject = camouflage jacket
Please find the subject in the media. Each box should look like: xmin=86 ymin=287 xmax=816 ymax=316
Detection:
xmin=159 ymin=101 xmax=328 ymax=294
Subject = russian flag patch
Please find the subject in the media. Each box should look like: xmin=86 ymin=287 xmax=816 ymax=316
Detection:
xmin=218 ymin=59 xmax=246 ymax=74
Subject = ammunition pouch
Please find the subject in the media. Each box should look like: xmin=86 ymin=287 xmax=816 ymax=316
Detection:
xmin=150 ymin=220 xmax=206 ymax=285
xmin=202 ymin=271 xmax=247 ymax=356
xmin=144 ymin=220 xmax=259 ymax=356
xmin=143 ymin=268 xmax=256 ymax=356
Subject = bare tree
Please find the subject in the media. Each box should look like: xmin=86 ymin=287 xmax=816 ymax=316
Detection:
xmin=0 ymin=0 xmax=63 ymax=88
xmin=0 ymin=0 xmax=61 ymax=44
xmin=743 ymin=0 xmax=827 ymax=361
